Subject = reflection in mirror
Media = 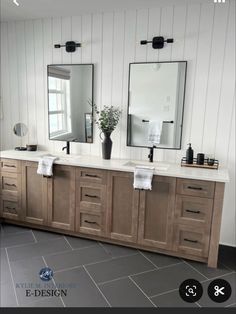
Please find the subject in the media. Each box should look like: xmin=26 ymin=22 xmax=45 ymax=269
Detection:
xmin=47 ymin=64 xmax=93 ymax=143
xmin=127 ymin=62 xmax=187 ymax=149
xmin=13 ymin=123 xmax=28 ymax=137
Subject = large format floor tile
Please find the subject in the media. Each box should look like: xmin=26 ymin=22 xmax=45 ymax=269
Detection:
xmin=0 ymin=248 xmax=11 ymax=285
xmin=65 ymin=236 xmax=98 ymax=249
xmin=10 ymin=256 xmax=57 ymax=306
xmin=7 ymin=238 xmax=72 ymax=262
xmin=53 ymin=267 xmax=109 ymax=307
xmin=131 ymin=262 xmax=206 ymax=297
xmin=150 ymin=289 xmax=199 ymax=307
xmin=0 ymin=231 xmax=35 ymax=248
xmin=0 ymin=282 xmax=18 ymax=307
xmin=85 ymin=253 xmax=155 ymax=284
xmin=44 ymin=245 xmax=111 ymax=272
xmin=140 ymin=250 xmax=181 ymax=268
xmin=99 ymin=277 xmax=154 ymax=307
xmin=198 ymin=272 xmax=236 ymax=307
xmin=1 ymin=223 xmax=31 ymax=234
xmin=32 ymin=230 xmax=63 ymax=242
xmin=100 ymin=242 xmax=138 ymax=258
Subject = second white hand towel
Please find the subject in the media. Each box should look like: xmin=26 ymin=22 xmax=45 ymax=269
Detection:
xmin=133 ymin=166 xmax=154 ymax=190
xmin=37 ymin=155 xmax=58 ymax=177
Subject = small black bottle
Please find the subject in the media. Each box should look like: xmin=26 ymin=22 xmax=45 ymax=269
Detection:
xmin=186 ymin=143 xmax=194 ymax=164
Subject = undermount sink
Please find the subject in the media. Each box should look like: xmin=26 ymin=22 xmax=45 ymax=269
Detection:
xmin=123 ymin=161 xmax=170 ymax=171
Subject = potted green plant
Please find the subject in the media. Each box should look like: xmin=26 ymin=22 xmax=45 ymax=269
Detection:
xmin=94 ymin=104 xmax=122 ymax=159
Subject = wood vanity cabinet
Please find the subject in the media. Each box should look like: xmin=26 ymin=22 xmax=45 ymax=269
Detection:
xmin=138 ymin=176 xmax=176 ymax=250
xmin=21 ymin=161 xmax=48 ymax=225
xmin=47 ymin=165 xmax=76 ymax=231
xmin=107 ymin=171 xmax=139 ymax=243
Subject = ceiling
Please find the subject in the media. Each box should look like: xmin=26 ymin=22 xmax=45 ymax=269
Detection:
xmin=1 ymin=0 xmax=212 ymax=22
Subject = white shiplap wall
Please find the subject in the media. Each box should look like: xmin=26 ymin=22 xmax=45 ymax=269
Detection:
xmin=0 ymin=0 xmax=235 ymax=245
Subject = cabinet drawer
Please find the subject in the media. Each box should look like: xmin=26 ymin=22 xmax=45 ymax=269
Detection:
xmin=175 ymin=195 xmax=213 ymax=226
xmin=173 ymin=225 xmax=210 ymax=258
xmin=81 ymin=187 xmax=101 ymax=204
xmin=79 ymin=212 xmax=104 ymax=236
xmin=77 ymin=168 xmax=107 ymax=185
xmin=1 ymin=159 xmax=20 ymax=173
xmin=2 ymin=200 xmax=18 ymax=215
xmin=1 ymin=173 xmax=18 ymax=192
xmin=1 ymin=190 xmax=18 ymax=202
xmin=177 ymin=178 xmax=215 ymax=198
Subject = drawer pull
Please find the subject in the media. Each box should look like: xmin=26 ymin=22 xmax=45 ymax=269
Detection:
xmin=186 ymin=209 xmax=201 ymax=214
xmin=5 ymin=206 xmax=16 ymax=210
xmin=187 ymin=186 xmax=203 ymax=191
xmin=5 ymin=183 xmax=17 ymax=187
xmin=85 ymin=194 xmax=98 ymax=199
xmin=4 ymin=164 xmax=16 ymax=168
xmin=85 ymin=174 xmax=98 ymax=178
xmin=184 ymin=238 xmax=198 ymax=244
xmin=84 ymin=220 xmax=98 ymax=225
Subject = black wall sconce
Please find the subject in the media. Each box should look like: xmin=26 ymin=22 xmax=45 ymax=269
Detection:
xmin=54 ymin=41 xmax=81 ymax=53
xmin=140 ymin=36 xmax=174 ymax=49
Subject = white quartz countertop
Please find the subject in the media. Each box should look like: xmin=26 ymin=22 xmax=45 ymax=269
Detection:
xmin=0 ymin=150 xmax=229 ymax=182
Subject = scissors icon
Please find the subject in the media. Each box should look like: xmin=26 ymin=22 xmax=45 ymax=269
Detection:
xmin=214 ymin=285 xmax=225 ymax=296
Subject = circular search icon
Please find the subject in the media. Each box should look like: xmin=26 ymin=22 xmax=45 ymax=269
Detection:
xmin=179 ymin=279 xmax=203 ymax=303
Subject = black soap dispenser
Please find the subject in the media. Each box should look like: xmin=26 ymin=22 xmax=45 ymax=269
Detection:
xmin=186 ymin=143 xmax=194 ymax=164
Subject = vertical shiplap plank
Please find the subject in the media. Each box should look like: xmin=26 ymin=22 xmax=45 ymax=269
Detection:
xmin=34 ymin=19 xmax=46 ymax=149
xmin=110 ymin=11 xmax=125 ymax=159
xmin=15 ymin=21 xmax=29 ymax=148
xmin=201 ymin=2 xmax=230 ymax=154
xmin=61 ymin=16 xmax=72 ymax=64
xmin=178 ymin=3 xmax=201 ymax=162
xmin=187 ymin=3 xmax=215 ymax=153
xmin=214 ymin=0 xmax=235 ymax=166
xmin=80 ymin=14 xmax=92 ymax=156
xmin=0 ymin=22 xmax=12 ymax=149
xmin=147 ymin=7 xmax=161 ymax=62
xmin=90 ymin=13 xmax=103 ymax=157
xmin=71 ymin=16 xmax=82 ymax=64
xmin=157 ymin=6 xmax=175 ymax=162
xmin=120 ymin=10 xmax=137 ymax=159
xmin=52 ymin=17 xmax=64 ymax=153
xmin=8 ymin=22 xmax=20 ymax=149
xmin=25 ymin=20 xmax=37 ymax=145
xmin=134 ymin=8 xmax=149 ymax=161
xmin=43 ymin=18 xmax=54 ymax=151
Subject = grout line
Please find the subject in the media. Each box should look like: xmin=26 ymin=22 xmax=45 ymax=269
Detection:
xmin=5 ymin=248 xmax=20 ymax=307
xmin=129 ymin=276 xmax=157 ymax=307
xmin=195 ymin=301 xmax=201 ymax=308
xmin=63 ymin=236 xmax=74 ymax=250
xmin=31 ymin=230 xmax=38 ymax=243
xmin=83 ymin=265 xmax=111 ymax=307
xmin=42 ymin=256 xmax=66 ymax=308
xmin=138 ymin=250 xmax=159 ymax=269
xmin=155 ymin=261 xmax=183 ymax=270
xmin=181 ymin=259 xmax=209 ymax=280
xmin=98 ymin=242 xmax=110 ymax=255
xmin=226 ymin=303 xmax=236 ymax=308
xmin=201 ymin=271 xmax=236 ymax=283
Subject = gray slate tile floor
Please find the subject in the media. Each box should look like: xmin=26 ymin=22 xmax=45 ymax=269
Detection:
xmin=0 ymin=223 xmax=235 ymax=307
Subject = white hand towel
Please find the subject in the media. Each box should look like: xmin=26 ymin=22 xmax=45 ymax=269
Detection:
xmin=133 ymin=166 xmax=154 ymax=190
xmin=37 ymin=156 xmax=58 ymax=177
xmin=148 ymin=120 xmax=163 ymax=145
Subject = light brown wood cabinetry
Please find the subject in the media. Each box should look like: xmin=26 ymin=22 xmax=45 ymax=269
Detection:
xmin=138 ymin=176 xmax=176 ymax=250
xmin=107 ymin=171 xmax=139 ymax=243
xmin=0 ymin=157 xmax=226 ymax=268
xmin=76 ymin=168 xmax=107 ymax=236
xmin=47 ymin=165 xmax=76 ymax=231
xmin=21 ymin=161 xmax=48 ymax=225
xmin=0 ymin=159 xmax=22 ymax=221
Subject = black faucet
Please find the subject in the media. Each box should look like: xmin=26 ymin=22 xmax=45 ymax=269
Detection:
xmin=148 ymin=146 xmax=155 ymax=162
xmin=62 ymin=141 xmax=70 ymax=154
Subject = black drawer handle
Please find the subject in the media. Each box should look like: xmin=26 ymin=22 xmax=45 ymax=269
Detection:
xmin=5 ymin=183 xmax=17 ymax=187
xmin=184 ymin=238 xmax=198 ymax=244
xmin=85 ymin=174 xmax=98 ymax=178
xmin=84 ymin=220 xmax=98 ymax=225
xmin=187 ymin=186 xmax=203 ymax=191
xmin=85 ymin=194 xmax=99 ymax=198
xmin=4 ymin=164 xmax=16 ymax=168
xmin=186 ymin=209 xmax=201 ymax=214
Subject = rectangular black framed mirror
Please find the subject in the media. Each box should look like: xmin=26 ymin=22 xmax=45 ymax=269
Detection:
xmin=47 ymin=64 xmax=94 ymax=143
xmin=127 ymin=61 xmax=187 ymax=149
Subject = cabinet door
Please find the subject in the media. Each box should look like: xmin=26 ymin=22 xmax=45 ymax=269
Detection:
xmin=48 ymin=165 xmax=75 ymax=231
xmin=107 ymin=171 xmax=139 ymax=243
xmin=22 ymin=161 xmax=48 ymax=225
xmin=138 ymin=176 xmax=176 ymax=250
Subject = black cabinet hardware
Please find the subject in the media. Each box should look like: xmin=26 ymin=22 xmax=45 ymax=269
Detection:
xmin=84 ymin=220 xmax=97 ymax=225
xmin=85 ymin=174 xmax=98 ymax=178
xmin=187 ymin=186 xmax=203 ymax=191
xmin=5 ymin=183 xmax=16 ymax=187
xmin=5 ymin=164 xmax=16 ymax=168
xmin=85 ymin=194 xmax=99 ymax=198
xmin=184 ymin=238 xmax=198 ymax=244
xmin=186 ymin=209 xmax=201 ymax=214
